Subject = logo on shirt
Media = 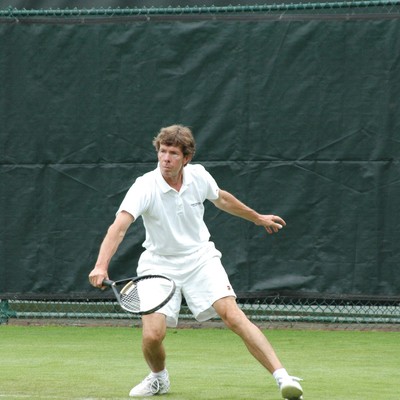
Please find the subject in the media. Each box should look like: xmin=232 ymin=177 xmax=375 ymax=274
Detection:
xmin=190 ymin=202 xmax=202 ymax=207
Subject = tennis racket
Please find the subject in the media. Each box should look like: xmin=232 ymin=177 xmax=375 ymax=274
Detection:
xmin=102 ymin=275 xmax=175 ymax=315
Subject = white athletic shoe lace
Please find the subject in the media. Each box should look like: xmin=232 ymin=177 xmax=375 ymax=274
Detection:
xmin=148 ymin=376 xmax=161 ymax=395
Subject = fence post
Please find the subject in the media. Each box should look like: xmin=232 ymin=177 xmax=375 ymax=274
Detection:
xmin=0 ymin=300 xmax=17 ymax=324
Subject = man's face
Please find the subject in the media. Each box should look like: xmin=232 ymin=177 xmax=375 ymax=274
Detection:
xmin=158 ymin=144 xmax=190 ymax=181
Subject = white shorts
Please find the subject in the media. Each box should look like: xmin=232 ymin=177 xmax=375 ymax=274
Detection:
xmin=136 ymin=242 xmax=236 ymax=327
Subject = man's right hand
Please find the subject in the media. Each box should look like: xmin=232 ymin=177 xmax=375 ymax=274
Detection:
xmin=88 ymin=267 xmax=108 ymax=289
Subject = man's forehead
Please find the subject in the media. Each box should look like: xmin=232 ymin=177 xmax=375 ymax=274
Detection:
xmin=159 ymin=143 xmax=183 ymax=152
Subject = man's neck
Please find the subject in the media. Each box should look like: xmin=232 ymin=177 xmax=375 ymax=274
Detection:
xmin=163 ymin=172 xmax=183 ymax=192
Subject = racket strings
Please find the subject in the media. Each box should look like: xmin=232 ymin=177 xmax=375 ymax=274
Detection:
xmin=120 ymin=285 xmax=141 ymax=312
xmin=118 ymin=277 xmax=175 ymax=314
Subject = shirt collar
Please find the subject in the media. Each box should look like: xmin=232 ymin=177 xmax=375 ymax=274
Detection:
xmin=155 ymin=164 xmax=192 ymax=193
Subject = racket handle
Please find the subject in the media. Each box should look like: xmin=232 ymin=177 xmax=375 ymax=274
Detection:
xmin=102 ymin=279 xmax=114 ymax=287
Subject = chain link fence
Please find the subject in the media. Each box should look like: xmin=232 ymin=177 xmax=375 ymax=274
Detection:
xmin=2 ymin=294 xmax=399 ymax=330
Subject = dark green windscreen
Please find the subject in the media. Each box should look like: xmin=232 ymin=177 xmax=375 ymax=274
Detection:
xmin=1 ymin=14 xmax=399 ymax=298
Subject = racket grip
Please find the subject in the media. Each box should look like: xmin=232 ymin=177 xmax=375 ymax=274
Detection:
xmin=102 ymin=279 xmax=114 ymax=287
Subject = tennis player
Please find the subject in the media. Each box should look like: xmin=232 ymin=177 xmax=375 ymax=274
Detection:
xmin=88 ymin=124 xmax=304 ymax=399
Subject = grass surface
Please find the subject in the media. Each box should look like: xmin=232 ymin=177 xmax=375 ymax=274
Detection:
xmin=0 ymin=325 xmax=399 ymax=399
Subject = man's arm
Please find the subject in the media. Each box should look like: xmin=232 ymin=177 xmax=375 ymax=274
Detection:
xmin=211 ymin=189 xmax=286 ymax=234
xmin=88 ymin=210 xmax=135 ymax=288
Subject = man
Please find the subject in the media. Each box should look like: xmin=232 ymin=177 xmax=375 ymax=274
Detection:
xmin=89 ymin=125 xmax=304 ymax=399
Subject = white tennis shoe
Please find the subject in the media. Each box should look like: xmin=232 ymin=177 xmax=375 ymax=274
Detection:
xmin=278 ymin=376 xmax=304 ymax=400
xmin=129 ymin=370 xmax=170 ymax=397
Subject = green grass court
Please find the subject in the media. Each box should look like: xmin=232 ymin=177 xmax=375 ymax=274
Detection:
xmin=1 ymin=325 xmax=398 ymax=399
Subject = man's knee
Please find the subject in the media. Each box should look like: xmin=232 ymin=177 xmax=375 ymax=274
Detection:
xmin=213 ymin=297 xmax=247 ymax=331
xmin=142 ymin=314 xmax=167 ymax=346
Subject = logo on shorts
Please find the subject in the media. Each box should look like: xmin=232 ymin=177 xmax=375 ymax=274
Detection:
xmin=227 ymin=285 xmax=231 ymax=291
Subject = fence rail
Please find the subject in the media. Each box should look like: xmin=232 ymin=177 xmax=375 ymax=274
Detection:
xmin=1 ymin=0 xmax=400 ymax=19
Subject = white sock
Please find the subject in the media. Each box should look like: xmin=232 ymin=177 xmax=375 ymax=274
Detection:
xmin=151 ymin=369 xmax=168 ymax=379
xmin=273 ymin=368 xmax=290 ymax=386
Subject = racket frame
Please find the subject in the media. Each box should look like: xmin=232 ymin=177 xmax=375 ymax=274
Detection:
xmin=102 ymin=275 xmax=175 ymax=315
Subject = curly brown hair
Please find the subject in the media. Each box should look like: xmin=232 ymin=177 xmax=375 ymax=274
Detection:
xmin=152 ymin=124 xmax=196 ymax=159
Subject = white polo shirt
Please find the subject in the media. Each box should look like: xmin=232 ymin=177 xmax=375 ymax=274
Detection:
xmin=117 ymin=163 xmax=220 ymax=256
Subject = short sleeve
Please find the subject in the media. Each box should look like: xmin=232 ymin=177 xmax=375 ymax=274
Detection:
xmin=116 ymin=175 xmax=151 ymax=219
xmin=203 ymin=168 xmax=219 ymax=201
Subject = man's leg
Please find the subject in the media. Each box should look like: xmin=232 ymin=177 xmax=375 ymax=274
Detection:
xmin=129 ymin=313 xmax=170 ymax=397
xmin=213 ymin=296 xmax=282 ymax=373
xmin=141 ymin=313 xmax=167 ymax=372
xmin=213 ymin=296 xmax=303 ymax=399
